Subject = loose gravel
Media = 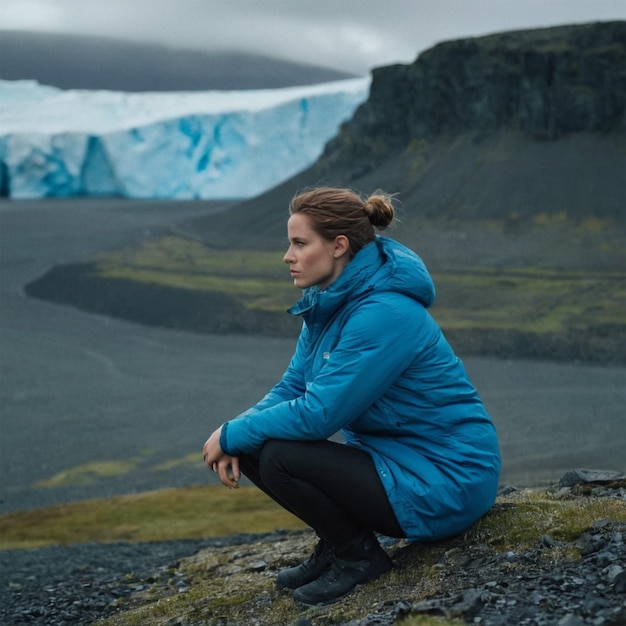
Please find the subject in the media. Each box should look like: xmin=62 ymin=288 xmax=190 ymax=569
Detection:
xmin=0 ymin=534 xmax=279 ymax=625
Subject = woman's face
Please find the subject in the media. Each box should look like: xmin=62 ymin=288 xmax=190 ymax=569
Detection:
xmin=283 ymin=213 xmax=348 ymax=290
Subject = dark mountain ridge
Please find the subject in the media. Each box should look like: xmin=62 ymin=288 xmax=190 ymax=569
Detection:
xmin=188 ymin=21 xmax=625 ymax=249
xmin=0 ymin=30 xmax=355 ymax=91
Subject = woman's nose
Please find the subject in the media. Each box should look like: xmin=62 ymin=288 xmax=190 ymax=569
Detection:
xmin=283 ymin=247 xmax=294 ymax=264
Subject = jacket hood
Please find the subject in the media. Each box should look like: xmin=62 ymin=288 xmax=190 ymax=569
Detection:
xmin=373 ymin=236 xmax=435 ymax=307
xmin=288 ymin=236 xmax=435 ymax=324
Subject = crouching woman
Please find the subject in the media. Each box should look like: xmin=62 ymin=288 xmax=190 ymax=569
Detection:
xmin=203 ymin=187 xmax=501 ymax=606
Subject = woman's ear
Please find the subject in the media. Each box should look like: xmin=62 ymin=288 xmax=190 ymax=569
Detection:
xmin=334 ymin=235 xmax=350 ymax=258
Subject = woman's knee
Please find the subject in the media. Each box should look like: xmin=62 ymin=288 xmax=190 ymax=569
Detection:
xmin=257 ymin=439 xmax=316 ymax=484
xmin=257 ymin=439 xmax=287 ymax=481
xmin=258 ymin=439 xmax=286 ymax=466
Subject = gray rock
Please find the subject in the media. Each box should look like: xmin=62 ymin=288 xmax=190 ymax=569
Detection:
xmin=558 ymin=469 xmax=626 ymax=488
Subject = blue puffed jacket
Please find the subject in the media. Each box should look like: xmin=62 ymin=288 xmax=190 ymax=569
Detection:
xmin=220 ymin=236 xmax=501 ymax=541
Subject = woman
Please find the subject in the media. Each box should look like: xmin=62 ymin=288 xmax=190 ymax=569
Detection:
xmin=203 ymin=187 xmax=501 ymax=606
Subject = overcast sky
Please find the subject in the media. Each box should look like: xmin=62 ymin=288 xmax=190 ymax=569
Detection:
xmin=1 ymin=0 xmax=625 ymax=74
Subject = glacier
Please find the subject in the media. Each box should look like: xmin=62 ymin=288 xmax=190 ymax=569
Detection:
xmin=0 ymin=78 xmax=370 ymax=199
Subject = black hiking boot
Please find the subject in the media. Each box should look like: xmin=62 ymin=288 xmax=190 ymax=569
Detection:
xmin=276 ymin=538 xmax=335 ymax=590
xmin=291 ymin=531 xmax=392 ymax=605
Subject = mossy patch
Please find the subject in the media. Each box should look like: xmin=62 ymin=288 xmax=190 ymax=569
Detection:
xmin=96 ymin=236 xmax=295 ymax=313
xmin=33 ymin=459 xmax=140 ymax=488
xmin=25 ymin=220 xmax=626 ymax=362
xmin=94 ymin=232 xmax=625 ymax=341
xmin=430 ymin=267 xmax=625 ymax=333
xmin=150 ymin=452 xmax=200 ymax=472
xmin=0 ymin=486 xmax=306 ymax=550
xmin=464 ymin=489 xmax=626 ymax=550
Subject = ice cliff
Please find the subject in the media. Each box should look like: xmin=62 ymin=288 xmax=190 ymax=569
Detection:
xmin=0 ymin=78 xmax=370 ymax=199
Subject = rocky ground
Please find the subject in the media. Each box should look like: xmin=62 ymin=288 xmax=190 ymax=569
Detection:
xmin=1 ymin=471 xmax=624 ymax=626
xmin=392 ymin=519 xmax=626 ymax=626
xmin=0 ymin=538 xmax=219 ymax=625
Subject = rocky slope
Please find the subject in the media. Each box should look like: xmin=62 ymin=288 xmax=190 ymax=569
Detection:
xmin=323 ymin=22 xmax=625 ymax=177
xmin=2 ymin=473 xmax=625 ymax=626
xmin=190 ymin=21 xmax=625 ymax=249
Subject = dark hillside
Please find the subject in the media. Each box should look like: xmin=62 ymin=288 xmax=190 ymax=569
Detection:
xmin=0 ymin=31 xmax=355 ymax=91
xmin=183 ymin=21 xmax=626 ymax=249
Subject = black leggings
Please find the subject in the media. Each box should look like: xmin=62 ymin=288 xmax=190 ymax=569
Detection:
xmin=239 ymin=439 xmax=405 ymax=547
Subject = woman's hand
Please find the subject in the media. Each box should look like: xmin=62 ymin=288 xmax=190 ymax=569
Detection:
xmin=203 ymin=426 xmax=240 ymax=489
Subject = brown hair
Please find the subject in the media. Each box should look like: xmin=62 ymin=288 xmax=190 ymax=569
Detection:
xmin=289 ymin=187 xmax=395 ymax=257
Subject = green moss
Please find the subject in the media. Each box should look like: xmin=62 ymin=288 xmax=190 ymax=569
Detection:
xmin=431 ymin=268 xmax=625 ymax=332
xmin=150 ymin=452 xmax=199 ymax=472
xmin=465 ymin=490 xmax=626 ymax=551
xmin=97 ymin=236 xmax=297 ymax=312
xmin=88 ymin=230 xmax=625 ymax=363
xmin=33 ymin=459 xmax=140 ymax=488
xmin=95 ymin=234 xmax=625 ymax=339
xmin=0 ymin=486 xmax=306 ymax=550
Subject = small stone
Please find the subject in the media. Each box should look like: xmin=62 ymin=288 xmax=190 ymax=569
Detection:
xmin=558 ymin=470 xmax=626 ymax=489
xmin=604 ymin=564 xmax=623 ymax=584
xmin=248 ymin=560 xmax=267 ymax=572
xmin=595 ymin=551 xmax=618 ymax=567
xmin=611 ymin=570 xmax=626 ymax=593
xmin=541 ymin=535 xmax=566 ymax=548
xmin=558 ymin=614 xmax=586 ymax=626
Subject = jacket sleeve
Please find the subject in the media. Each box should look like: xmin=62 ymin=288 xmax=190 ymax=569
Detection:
xmin=223 ymin=323 xmax=308 ymax=423
xmin=221 ymin=295 xmax=427 ymax=456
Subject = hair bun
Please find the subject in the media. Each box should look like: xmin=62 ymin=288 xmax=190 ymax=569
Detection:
xmin=363 ymin=192 xmax=395 ymax=230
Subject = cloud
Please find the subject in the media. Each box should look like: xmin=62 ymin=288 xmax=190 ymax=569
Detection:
xmin=0 ymin=0 xmax=68 ymax=30
xmin=0 ymin=0 xmax=624 ymax=73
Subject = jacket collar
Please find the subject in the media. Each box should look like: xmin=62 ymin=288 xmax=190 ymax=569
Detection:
xmin=288 ymin=239 xmax=383 ymax=328
xmin=287 ymin=236 xmax=435 ymax=336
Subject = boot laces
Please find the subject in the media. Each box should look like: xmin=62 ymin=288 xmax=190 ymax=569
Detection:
xmin=305 ymin=540 xmax=332 ymax=568
xmin=319 ymin=560 xmax=343 ymax=584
